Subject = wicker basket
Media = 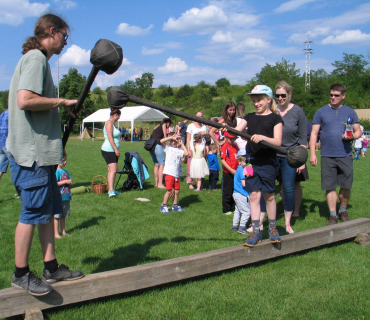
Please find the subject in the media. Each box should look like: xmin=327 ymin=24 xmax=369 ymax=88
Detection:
xmin=91 ymin=175 xmax=108 ymax=194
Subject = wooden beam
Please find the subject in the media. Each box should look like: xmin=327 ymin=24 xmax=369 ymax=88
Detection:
xmin=1 ymin=218 xmax=369 ymax=318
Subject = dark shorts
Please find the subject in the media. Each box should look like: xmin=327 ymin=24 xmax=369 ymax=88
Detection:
xmin=321 ymin=156 xmax=353 ymax=190
xmin=165 ymin=175 xmax=180 ymax=190
xmin=244 ymin=157 xmax=277 ymax=194
xmin=102 ymin=150 xmax=118 ymax=165
xmin=7 ymin=149 xmax=63 ymax=224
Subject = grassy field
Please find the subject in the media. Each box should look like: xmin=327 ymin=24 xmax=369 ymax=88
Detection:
xmin=0 ymin=138 xmax=369 ymax=320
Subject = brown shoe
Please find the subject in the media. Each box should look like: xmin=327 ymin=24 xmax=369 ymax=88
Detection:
xmin=338 ymin=211 xmax=349 ymax=222
xmin=327 ymin=215 xmax=338 ymax=226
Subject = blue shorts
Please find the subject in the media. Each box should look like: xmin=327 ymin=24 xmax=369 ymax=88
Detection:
xmin=244 ymin=157 xmax=277 ymax=194
xmin=0 ymin=147 xmax=9 ymax=173
xmin=149 ymin=143 xmax=165 ymax=165
xmin=7 ymin=149 xmax=63 ymax=224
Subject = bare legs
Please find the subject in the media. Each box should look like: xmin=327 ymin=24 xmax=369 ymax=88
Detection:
xmin=107 ymin=162 xmax=118 ymax=192
xmin=15 ymin=221 xmax=56 ymax=268
xmin=54 ymin=217 xmax=69 ymax=238
xmin=154 ymin=164 xmax=165 ymax=188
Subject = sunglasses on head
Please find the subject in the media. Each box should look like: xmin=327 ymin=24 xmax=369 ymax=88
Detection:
xmin=329 ymin=94 xmax=341 ymax=97
xmin=275 ymin=94 xmax=287 ymax=98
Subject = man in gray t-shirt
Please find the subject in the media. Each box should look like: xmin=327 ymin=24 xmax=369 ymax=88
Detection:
xmin=309 ymin=84 xmax=361 ymax=226
xmin=7 ymin=13 xmax=84 ymax=297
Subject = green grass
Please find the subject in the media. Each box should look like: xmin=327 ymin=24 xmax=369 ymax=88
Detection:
xmin=1 ymin=139 xmax=369 ymax=319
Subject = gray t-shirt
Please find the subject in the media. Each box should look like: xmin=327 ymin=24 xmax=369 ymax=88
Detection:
xmin=277 ymin=104 xmax=307 ymax=157
xmin=7 ymin=50 xmax=63 ymax=167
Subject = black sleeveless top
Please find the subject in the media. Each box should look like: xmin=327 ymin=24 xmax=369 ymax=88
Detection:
xmin=150 ymin=124 xmax=165 ymax=143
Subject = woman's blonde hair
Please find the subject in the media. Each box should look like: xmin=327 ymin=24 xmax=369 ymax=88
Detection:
xmin=275 ymin=80 xmax=292 ymax=94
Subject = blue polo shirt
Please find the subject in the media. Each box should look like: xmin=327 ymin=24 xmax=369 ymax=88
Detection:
xmin=312 ymin=104 xmax=359 ymax=157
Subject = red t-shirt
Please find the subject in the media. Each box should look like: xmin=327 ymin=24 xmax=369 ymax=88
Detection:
xmin=220 ymin=142 xmax=238 ymax=173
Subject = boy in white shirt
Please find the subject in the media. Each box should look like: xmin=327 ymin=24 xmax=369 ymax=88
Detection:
xmin=160 ymin=132 xmax=188 ymax=213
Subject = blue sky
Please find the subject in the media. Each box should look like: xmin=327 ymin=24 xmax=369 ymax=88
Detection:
xmin=1 ymin=0 xmax=370 ymax=91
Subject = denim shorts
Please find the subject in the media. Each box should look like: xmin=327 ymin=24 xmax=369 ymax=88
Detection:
xmin=244 ymin=157 xmax=277 ymax=194
xmin=149 ymin=143 xmax=165 ymax=165
xmin=7 ymin=149 xmax=63 ymax=224
xmin=0 ymin=147 xmax=9 ymax=173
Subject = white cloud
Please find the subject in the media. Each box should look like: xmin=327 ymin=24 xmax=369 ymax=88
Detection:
xmin=59 ymin=45 xmax=90 ymax=66
xmin=212 ymin=31 xmax=234 ymax=43
xmin=230 ymin=38 xmax=269 ymax=53
xmin=129 ymin=72 xmax=143 ymax=81
xmin=289 ymin=27 xmax=331 ymax=43
xmin=95 ymin=70 xmax=126 ymax=89
xmin=158 ymin=57 xmax=188 ymax=74
xmin=163 ymin=5 xmax=228 ymax=34
xmin=275 ymin=0 xmax=318 ymax=13
xmin=240 ymin=54 xmax=265 ymax=61
xmin=116 ymin=23 xmax=154 ymax=36
xmin=229 ymin=13 xmax=259 ymax=27
xmin=141 ymin=47 xmax=166 ymax=55
xmin=54 ymin=0 xmax=77 ymax=10
xmin=0 ymin=0 xmax=49 ymax=26
xmin=322 ymin=30 xmax=370 ymax=45
xmin=121 ymin=58 xmax=131 ymax=66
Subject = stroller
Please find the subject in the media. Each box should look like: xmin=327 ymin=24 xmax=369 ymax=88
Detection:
xmin=115 ymin=151 xmax=150 ymax=191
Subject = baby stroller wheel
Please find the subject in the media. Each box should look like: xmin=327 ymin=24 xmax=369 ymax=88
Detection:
xmin=131 ymin=180 xmax=140 ymax=190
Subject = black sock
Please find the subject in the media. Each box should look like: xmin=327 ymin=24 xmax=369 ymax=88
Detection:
xmin=44 ymin=259 xmax=59 ymax=273
xmin=15 ymin=265 xmax=30 ymax=278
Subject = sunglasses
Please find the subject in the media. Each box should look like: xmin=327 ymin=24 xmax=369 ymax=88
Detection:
xmin=329 ymin=94 xmax=341 ymax=97
xmin=275 ymin=94 xmax=287 ymax=98
xmin=57 ymin=29 xmax=68 ymax=41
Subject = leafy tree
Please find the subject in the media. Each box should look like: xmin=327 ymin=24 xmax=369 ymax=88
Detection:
xmin=215 ymin=77 xmax=230 ymax=88
xmin=59 ymin=68 xmax=95 ymax=128
xmin=158 ymin=84 xmax=174 ymax=98
xmin=196 ymin=80 xmax=210 ymax=88
xmin=208 ymin=86 xmax=218 ymax=97
xmin=191 ymin=88 xmax=213 ymax=108
xmin=176 ymin=84 xmax=193 ymax=99
xmin=0 ymin=90 xmax=8 ymax=112
xmin=121 ymin=72 xmax=154 ymax=98
xmin=92 ymin=86 xmax=103 ymax=95
xmin=332 ymin=53 xmax=368 ymax=88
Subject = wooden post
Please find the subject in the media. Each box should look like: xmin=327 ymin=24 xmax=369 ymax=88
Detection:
xmin=24 ymin=308 xmax=43 ymax=320
xmin=0 ymin=218 xmax=369 ymax=319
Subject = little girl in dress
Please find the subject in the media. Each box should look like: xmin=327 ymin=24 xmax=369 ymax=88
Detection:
xmin=190 ymin=133 xmax=210 ymax=191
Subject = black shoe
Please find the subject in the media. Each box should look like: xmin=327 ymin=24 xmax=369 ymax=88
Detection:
xmin=42 ymin=264 xmax=84 ymax=284
xmin=11 ymin=271 xmax=53 ymax=296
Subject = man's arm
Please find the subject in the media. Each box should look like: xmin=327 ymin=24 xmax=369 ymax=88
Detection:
xmin=309 ymin=124 xmax=320 ymax=167
xmin=17 ymin=90 xmax=77 ymax=117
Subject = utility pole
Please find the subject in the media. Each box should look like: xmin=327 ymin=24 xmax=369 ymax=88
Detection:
xmin=304 ymin=35 xmax=313 ymax=91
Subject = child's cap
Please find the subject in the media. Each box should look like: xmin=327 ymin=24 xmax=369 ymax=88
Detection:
xmin=246 ymin=85 xmax=273 ymax=99
xmin=237 ymin=149 xmax=246 ymax=157
xmin=224 ymin=131 xmax=236 ymax=139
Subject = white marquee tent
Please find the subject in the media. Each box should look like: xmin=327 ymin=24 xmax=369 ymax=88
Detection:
xmin=82 ymin=106 xmax=169 ymax=141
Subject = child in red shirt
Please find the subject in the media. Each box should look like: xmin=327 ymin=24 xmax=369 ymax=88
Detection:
xmin=220 ymin=132 xmax=239 ymax=215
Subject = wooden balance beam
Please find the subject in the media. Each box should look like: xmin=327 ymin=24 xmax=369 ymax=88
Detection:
xmin=1 ymin=218 xmax=369 ymax=319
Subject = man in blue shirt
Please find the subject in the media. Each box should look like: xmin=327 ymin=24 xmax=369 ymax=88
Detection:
xmin=309 ymin=84 xmax=361 ymax=225
xmin=0 ymin=109 xmax=9 ymax=181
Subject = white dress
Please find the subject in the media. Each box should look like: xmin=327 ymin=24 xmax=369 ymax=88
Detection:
xmin=190 ymin=145 xmax=210 ymax=178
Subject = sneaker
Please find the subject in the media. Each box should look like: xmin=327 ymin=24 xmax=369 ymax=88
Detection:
xmin=269 ymin=227 xmax=281 ymax=244
xmin=160 ymin=205 xmax=170 ymax=213
xmin=285 ymin=224 xmax=294 ymax=234
xmin=231 ymin=225 xmax=238 ymax=231
xmin=237 ymin=227 xmax=250 ymax=235
xmin=338 ymin=211 xmax=349 ymax=222
xmin=108 ymin=191 xmax=116 ymax=197
xmin=12 ymin=271 xmax=52 ymax=296
xmin=243 ymin=232 xmax=262 ymax=247
xmin=172 ymin=205 xmax=185 ymax=212
xmin=224 ymin=211 xmax=233 ymax=216
xmin=113 ymin=190 xmax=121 ymax=195
xmin=327 ymin=215 xmax=338 ymax=226
xmin=42 ymin=264 xmax=84 ymax=284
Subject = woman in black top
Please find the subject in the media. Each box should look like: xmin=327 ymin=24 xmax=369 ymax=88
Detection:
xmin=149 ymin=118 xmax=172 ymax=188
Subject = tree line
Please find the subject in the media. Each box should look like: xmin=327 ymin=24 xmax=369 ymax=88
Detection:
xmin=1 ymin=52 xmax=369 ymax=131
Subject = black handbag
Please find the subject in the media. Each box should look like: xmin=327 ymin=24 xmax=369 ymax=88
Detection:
xmin=144 ymin=138 xmax=158 ymax=151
